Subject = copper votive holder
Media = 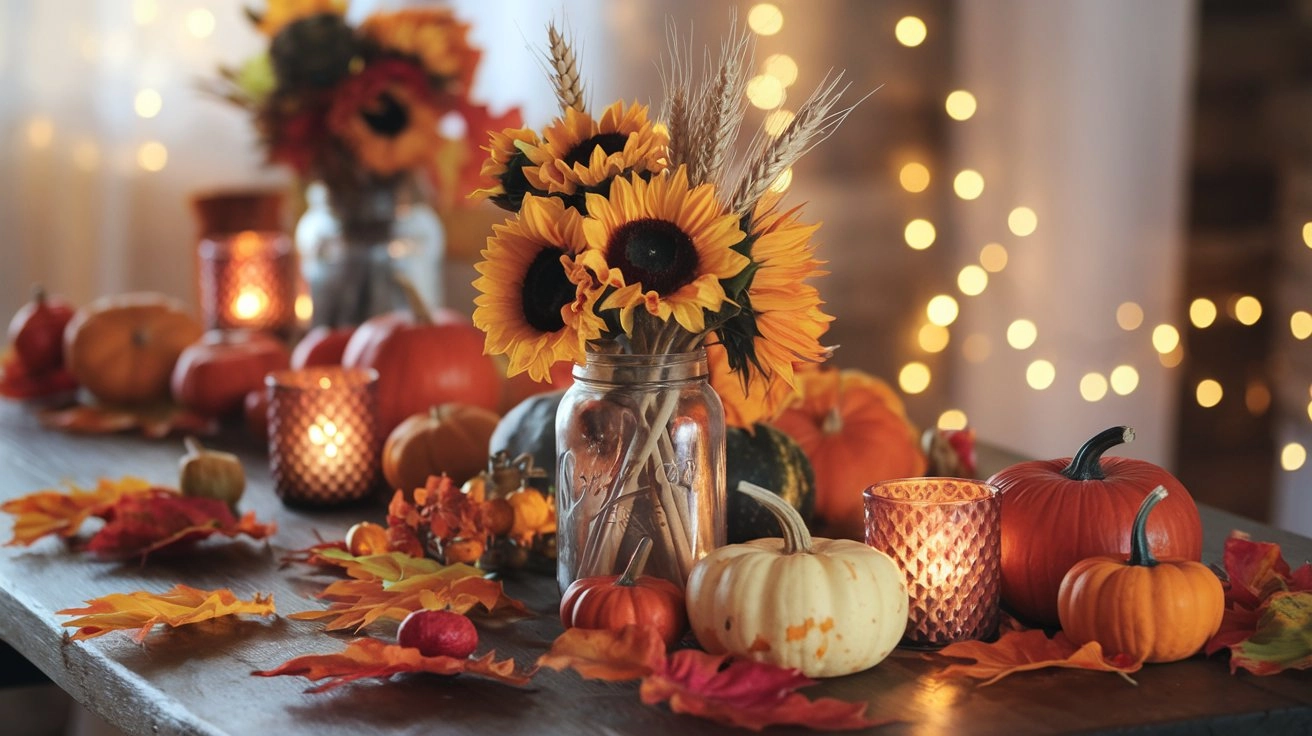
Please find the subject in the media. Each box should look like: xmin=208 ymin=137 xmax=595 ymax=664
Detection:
xmin=266 ymin=367 xmax=380 ymax=506
xmin=864 ymin=477 xmax=1001 ymax=648
xmin=198 ymin=230 xmax=297 ymax=334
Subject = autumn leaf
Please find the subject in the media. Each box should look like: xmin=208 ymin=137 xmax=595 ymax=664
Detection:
xmin=58 ymin=584 xmax=275 ymax=642
xmin=1206 ymin=532 xmax=1312 ymax=675
xmin=313 ymin=548 xmax=450 ymax=582
xmin=85 ymin=489 xmax=276 ymax=559
xmin=39 ymin=402 xmax=218 ymax=439
xmin=2 ymin=476 xmax=154 ymax=546
xmin=1226 ymin=592 xmax=1312 ymax=675
xmin=280 ymin=540 xmax=349 ymax=568
xmin=932 ymin=629 xmax=1144 ymax=686
xmin=253 ymin=637 xmax=535 ymax=692
xmin=539 ymin=626 xmax=888 ymax=732
xmin=0 ymin=352 xmax=77 ymax=399
xmin=290 ymin=566 xmax=528 ymax=632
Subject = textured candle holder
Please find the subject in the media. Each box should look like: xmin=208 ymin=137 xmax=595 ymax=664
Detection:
xmin=198 ymin=230 xmax=297 ymax=334
xmin=267 ymin=367 xmax=380 ymax=506
xmin=864 ymin=477 xmax=1001 ymax=647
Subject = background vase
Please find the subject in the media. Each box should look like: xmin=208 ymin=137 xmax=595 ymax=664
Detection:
xmin=295 ymin=174 xmax=444 ymax=327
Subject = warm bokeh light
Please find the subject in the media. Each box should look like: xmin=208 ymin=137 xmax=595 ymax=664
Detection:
xmin=1246 ymin=379 xmax=1271 ymax=416
xmin=1116 ymin=301 xmax=1144 ymax=331
xmin=899 ymin=362 xmax=931 ymax=394
xmin=979 ymin=243 xmax=1008 ymax=272
xmin=1008 ymin=206 xmax=1038 ymax=236
xmin=937 ymin=409 xmax=968 ymax=431
xmin=926 ymin=295 xmax=959 ymax=326
xmin=1159 ymin=345 xmax=1185 ymax=368
xmin=945 ymin=90 xmax=977 ymax=121
xmin=763 ymin=54 xmax=798 ymax=86
xmin=1234 ymin=295 xmax=1262 ymax=325
xmin=899 ymin=162 xmax=931 ymax=193
xmin=1110 ymin=365 xmax=1139 ymax=395
xmin=1304 ymin=222 xmax=1312 ymax=249
xmin=1026 ymin=359 xmax=1055 ymax=390
xmin=72 ymin=140 xmax=100 ymax=171
xmin=232 ymin=287 xmax=269 ymax=320
xmin=1282 ymin=443 xmax=1307 ymax=472
xmin=1307 ymin=399 xmax=1312 ymax=422
xmin=768 ymin=167 xmax=793 ymax=193
xmin=1196 ymin=379 xmax=1223 ymax=408
xmin=746 ymin=75 xmax=786 ymax=109
xmin=136 ymin=141 xmax=168 ymax=172
xmin=133 ymin=0 xmax=158 ymax=25
xmin=895 ymin=16 xmax=927 ymax=47
xmin=957 ymin=265 xmax=988 ymax=296
xmin=1006 ymin=319 xmax=1037 ymax=350
xmin=905 ymin=219 xmax=936 ymax=250
xmin=26 ymin=118 xmax=54 ymax=149
xmin=1292 ymin=310 xmax=1312 ymax=340
xmin=748 ymin=4 xmax=784 ymax=35
xmin=953 ymin=169 xmax=985 ymax=200
xmin=1080 ymin=372 xmax=1109 ymax=402
xmin=962 ymin=333 xmax=991 ymax=363
xmin=134 ymin=89 xmax=162 ymax=119
xmin=186 ymin=9 xmax=216 ymax=38
xmin=918 ymin=324 xmax=950 ymax=353
xmin=295 ymin=294 xmax=313 ymax=322
xmin=1189 ymin=298 xmax=1217 ymax=329
xmin=1151 ymin=324 xmax=1180 ymax=354
xmin=764 ymin=109 xmax=795 ymax=137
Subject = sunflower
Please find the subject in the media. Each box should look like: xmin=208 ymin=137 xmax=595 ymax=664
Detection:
xmin=707 ymin=341 xmax=801 ymax=428
xmin=255 ymin=0 xmax=346 ymax=37
xmin=522 ymin=101 xmax=668 ymax=197
xmin=328 ymin=59 xmax=443 ymax=176
xmin=471 ymin=127 xmax=542 ymax=212
xmin=473 ymin=195 xmax=605 ymax=381
xmin=359 ymin=9 xmax=479 ymax=94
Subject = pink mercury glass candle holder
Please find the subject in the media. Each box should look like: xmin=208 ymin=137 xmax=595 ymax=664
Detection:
xmin=198 ymin=230 xmax=297 ymax=334
xmin=864 ymin=477 xmax=1002 ymax=648
xmin=266 ymin=367 xmax=380 ymax=506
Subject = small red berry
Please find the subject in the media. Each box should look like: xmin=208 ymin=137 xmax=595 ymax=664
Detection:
xmin=396 ymin=610 xmax=478 ymax=658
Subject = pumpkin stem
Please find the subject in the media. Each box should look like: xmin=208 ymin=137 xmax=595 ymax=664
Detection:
xmin=1128 ymin=485 xmax=1168 ymax=567
xmin=821 ymin=406 xmax=844 ymax=435
xmin=617 ymin=537 xmax=653 ymax=586
xmin=1059 ymin=426 xmax=1134 ymax=481
xmin=737 ymin=481 xmax=813 ymax=554
xmin=31 ymin=284 xmax=46 ymax=305
xmin=394 ymin=274 xmax=431 ymax=326
xmin=428 ymin=406 xmax=440 ymax=422
xmin=183 ymin=436 xmax=203 ymax=456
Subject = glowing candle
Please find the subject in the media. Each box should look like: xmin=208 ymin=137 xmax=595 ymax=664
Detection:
xmin=266 ymin=367 xmax=380 ymax=506
xmin=864 ymin=477 xmax=1001 ymax=647
xmin=197 ymin=231 xmax=295 ymax=333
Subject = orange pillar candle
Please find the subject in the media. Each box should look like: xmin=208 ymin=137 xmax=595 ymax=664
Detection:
xmin=266 ymin=367 xmax=380 ymax=506
xmin=863 ymin=477 xmax=1002 ymax=647
xmin=198 ymin=231 xmax=296 ymax=333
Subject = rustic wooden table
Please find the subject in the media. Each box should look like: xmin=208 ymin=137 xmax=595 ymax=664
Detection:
xmin=0 ymin=400 xmax=1308 ymax=736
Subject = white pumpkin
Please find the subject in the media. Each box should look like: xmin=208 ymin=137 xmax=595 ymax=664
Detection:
xmin=686 ymin=481 xmax=908 ymax=677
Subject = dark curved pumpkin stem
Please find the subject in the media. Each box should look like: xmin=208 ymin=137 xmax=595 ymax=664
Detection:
xmin=1128 ymin=486 xmax=1168 ymax=567
xmin=616 ymin=537 xmax=652 ymax=586
xmin=737 ymin=481 xmax=813 ymax=555
xmin=1060 ymin=426 xmax=1134 ymax=481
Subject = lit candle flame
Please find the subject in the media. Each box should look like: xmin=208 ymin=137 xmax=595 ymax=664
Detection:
xmin=232 ymin=286 xmax=269 ymax=321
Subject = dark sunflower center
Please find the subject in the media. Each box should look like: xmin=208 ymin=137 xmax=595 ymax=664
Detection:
xmin=607 ymin=218 xmax=699 ymax=295
xmin=521 ymin=248 xmax=575 ymax=333
xmin=563 ymin=132 xmax=629 ymax=168
xmin=361 ymin=92 xmax=409 ymax=138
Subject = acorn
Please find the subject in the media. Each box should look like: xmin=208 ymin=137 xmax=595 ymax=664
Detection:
xmin=179 ymin=437 xmax=246 ymax=509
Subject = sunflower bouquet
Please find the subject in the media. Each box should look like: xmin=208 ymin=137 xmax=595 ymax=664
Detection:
xmin=471 ymin=20 xmax=856 ymax=585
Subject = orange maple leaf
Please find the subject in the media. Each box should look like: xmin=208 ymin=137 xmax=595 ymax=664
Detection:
xmin=539 ymin=626 xmax=888 ymax=732
xmin=2 ymin=476 xmax=153 ymax=546
xmin=39 ymin=402 xmax=217 ymax=438
xmin=931 ymin=628 xmax=1144 ymax=686
xmin=58 ymin=584 xmax=275 ymax=642
xmin=253 ymin=637 xmax=535 ymax=692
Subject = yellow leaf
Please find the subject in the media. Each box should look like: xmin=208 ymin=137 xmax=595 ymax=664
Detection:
xmin=2 ymin=477 xmax=153 ymax=546
xmin=58 ymin=584 xmax=276 ymax=642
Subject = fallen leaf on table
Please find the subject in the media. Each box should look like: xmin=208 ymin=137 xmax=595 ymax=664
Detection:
xmin=931 ymin=629 xmax=1144 ymax=686
xmin=2 ymin=476 xmax=154 ymax=546
xmin=39 ymin=402 xmax=217 ymax=439
xmin=539 ymin=626 xmax=889 ymax=732
xmin=1206 ymin=531 xmax=1312 ymax=675
xmin=0 ymin=353 xmax=77 ymax=400
xmin=58 ymin=584 xmax=275 ymax=642
xmin=85 ymin=489 xmax=276 ymax=559
xmin=253 ymin=637 xmax=535 ymax=692
xmin=280 ymin=540 xmax=349 ymax=568
xmin=312 ymin=548 xmax=448 ymax=582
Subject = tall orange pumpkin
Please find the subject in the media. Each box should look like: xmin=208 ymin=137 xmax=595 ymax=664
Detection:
xmin=64 ymin=293 xmax=204 ymax=405
xmin=770 ymin=368 xmax=925 ymax=539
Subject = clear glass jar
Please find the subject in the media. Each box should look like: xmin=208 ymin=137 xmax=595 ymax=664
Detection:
xmin=555 ymin=349 xmax=726 ymax=593
xmin=295 ymin=175 xmax=445 ymax=327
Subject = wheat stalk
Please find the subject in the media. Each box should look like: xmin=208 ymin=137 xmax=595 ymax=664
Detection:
xmin=546 ymin=21 xmax=587 ymax=114
xmin=659 ymin=19 xmax=695 ymax=170
xmin=690 ymin=18 xmax=752 ymax=187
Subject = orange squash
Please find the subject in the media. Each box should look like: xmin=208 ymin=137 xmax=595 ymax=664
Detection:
xmin=560 ymin=538 xmax=687 ymax=648
xmin=381 ymin=404 xmax=501 ymax=490
xmin=64 ymin=293 xmax=204 ymax=405
xmin=770 ymin=368 xmax=925 ymax=539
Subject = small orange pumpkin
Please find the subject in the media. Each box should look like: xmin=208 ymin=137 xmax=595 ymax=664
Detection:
xmin=1057 ymin=486 xmax=1224 ymax=663
xmin=770 ymin=368 xmax=925 ymax=539
xmin=505 ymin=487 xmax=553 ymax=541
xmin=381 ymin=404 xmax=501 ymax=490
xmin=64 ymin=293 xmax=204 ymax=405
xmin=560 ymin=538 xmax=687 ymax=648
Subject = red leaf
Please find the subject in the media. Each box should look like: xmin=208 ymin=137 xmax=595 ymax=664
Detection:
xmin=85 ymin=490 xmax=275 ymax=559
xmin=932 ymin=629 xmax=1143 ymax=686
xmin=2 ymin=477 xmax=154 ymax=546
xmin=1207 ymin=532 xmax=1312 ymax=674
xmin=253 ymin=637 xmax=535 ymax=692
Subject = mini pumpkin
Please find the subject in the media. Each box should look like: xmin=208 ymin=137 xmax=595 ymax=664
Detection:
xmin=64 ymin=292 xmax=204 ymax=405
xmin=686 ymin=481 xmax=908 ymax=678
xmin=560 ymin=537 xmax=688 ymax=648
xmin=1058 ymin=486 xmax=1224 ymax=663
xmin=170 ymin=330 xmax=291 ymax=417
xmin=382 ymin=404 xmax=501 ymax=490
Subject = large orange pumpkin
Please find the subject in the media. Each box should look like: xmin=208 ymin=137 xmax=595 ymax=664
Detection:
xmin=382 ymin=403 xmax=501 ymax=490
xmin=770 ymin=368 xmax=925 ymax=539
xmin=64 ymin=293 xmax=204 ymax=405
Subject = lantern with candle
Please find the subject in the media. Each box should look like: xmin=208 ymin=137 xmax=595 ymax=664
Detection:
xmin=266 ymin=367 xmax=380 ymax=506
xmin=197 ymin=230 xmax=298 ymax=334
xmin=864 ymin=477 xmax=1002 ymax=647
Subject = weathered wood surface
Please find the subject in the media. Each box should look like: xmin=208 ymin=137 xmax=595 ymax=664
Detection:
xmin=0 ymin=401 xmax=1308 ymax=736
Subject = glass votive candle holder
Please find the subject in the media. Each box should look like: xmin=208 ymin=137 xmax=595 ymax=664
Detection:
xmin=266 ymin=367 xmax=380 ymax=506
xmin=198 ymin=230 xmax=297 ymax=334
xmin=864 ymin=477 xmax=1002 ymax=648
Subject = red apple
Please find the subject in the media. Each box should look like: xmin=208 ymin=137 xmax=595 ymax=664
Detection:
xmin=396 ymin=609 xmax=478 ymax=658
xmin=170 ymin=330 xmax=290 ymax=417
xmin=290 ymin=325 xmax=355 ymax=368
